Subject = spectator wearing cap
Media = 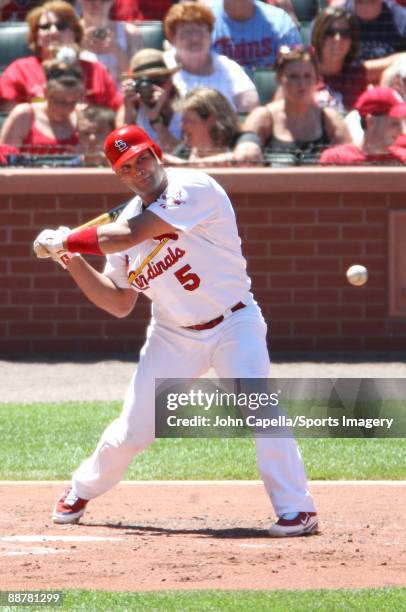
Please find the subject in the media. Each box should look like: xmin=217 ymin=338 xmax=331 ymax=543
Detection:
xmin=0 ymin=1 xmax=123 ymax=112
xmin=320 ymin=86 xmax=406 ymax=163
xmin=163 ymin=2 xmax=260 ymax=113
xmin=206 ymin=0 xmax=301 ymax=70
xmin=234 ymin=45 xmax=350 ymax=165
xmin=117 ymin=48 xmax=182 ymax=151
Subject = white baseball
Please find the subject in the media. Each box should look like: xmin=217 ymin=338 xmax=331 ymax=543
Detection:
xmin=346 ymin=264 xmax=368 ymax=286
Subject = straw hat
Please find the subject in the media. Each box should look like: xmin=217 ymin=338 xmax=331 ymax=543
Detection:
xmin=125 ymin=49 xmax=180 ymax=80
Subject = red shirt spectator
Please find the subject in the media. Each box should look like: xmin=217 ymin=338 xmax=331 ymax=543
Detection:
xmin=110 ymin=0 xmax=172 ymax=21
xmin=0 ymin=0 xmax=40 ymax=22
xmin=320 ymin=86 xmax=406 ymax=164
xmin=0 ymin=55 xmax=123 ymax=110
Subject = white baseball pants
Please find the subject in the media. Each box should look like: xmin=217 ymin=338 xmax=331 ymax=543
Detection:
xmin=72 ymin=303 xmax=316 ymax=516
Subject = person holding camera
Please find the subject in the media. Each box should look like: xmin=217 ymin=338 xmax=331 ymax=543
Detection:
xmin=78 ymin=0 xmax=143 ymax=86
xmin=116 ymin=48 xmax=182 ymax=152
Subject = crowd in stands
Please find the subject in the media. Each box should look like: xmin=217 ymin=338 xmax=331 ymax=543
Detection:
xmin=0 ymin=0 xmax=405 ymax=167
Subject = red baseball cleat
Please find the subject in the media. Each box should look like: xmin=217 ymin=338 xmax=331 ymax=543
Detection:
xmin=52 ymin=486 xmax=88 ymax=524
xmin=269 ymin=512 xmax=318 ymax=537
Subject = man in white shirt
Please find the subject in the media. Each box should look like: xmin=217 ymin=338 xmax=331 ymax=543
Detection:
xmin=33 ymin=124 xmax=318 ymax=538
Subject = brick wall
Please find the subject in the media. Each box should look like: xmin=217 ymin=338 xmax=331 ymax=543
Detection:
xmin=1 ymin=167 xmax=405 ymax=357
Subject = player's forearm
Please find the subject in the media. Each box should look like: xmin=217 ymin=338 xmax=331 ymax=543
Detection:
xmin=66 ymin=256 xmax=136 ymax=318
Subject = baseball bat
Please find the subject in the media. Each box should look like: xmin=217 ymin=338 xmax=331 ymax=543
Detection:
xmin=33 ymin=200 xmax=130 ymax=258
xmin=73 ymin=200 xmax=129 ymax=231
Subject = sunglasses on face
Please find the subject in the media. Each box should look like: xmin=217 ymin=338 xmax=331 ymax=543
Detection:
xmin=325 ymin=27 xmax=352 ymax=39
xmin=38 ymin=21 xmax=70 ymax=31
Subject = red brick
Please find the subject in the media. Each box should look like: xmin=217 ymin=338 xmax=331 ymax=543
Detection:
xmin=247 ymin=226 xmax=292 ymax=240
xmin=318 ymin=209 xmax=363 ymax=223
xmin=268 ymin=321 xmax=292 ymax=336
xmin=270 ymin=241 xmax=315 ymax=256
xmin=316 ymin=337 xmax=363 ymax=351
xmin=2 ymin=276 xmax=31 ymax=289
xmin=0 ymin=339 xmax=32 ymax=353
xmin=12 ymin=228 xmax=42 ymax=241
xmin=34 ymin=211 xmax=80 ymax=227
xmin=265 ymin=257 xmax=293 ymax=272
xmin=342 ymin=226 xmax=385 ymax=240
xmin=0 ymin=212 xmax=29 ymax=225
xmin=33 ymin=276 xmax=76 ymax=290
xmin=273 ymin=337 xmax=315 ymax=351
xmin=32 ymin=306 xmax=78 ymax=320
xmin=365 ymin=242 xmax=386 ymax=256
xmin=318 ymin=305 xmax=364 ymax=318
xmin=295 ymin=258 xmax=340 ymax=272
xmin=11 ymin=194 xmax=57 ymax=211
xmin=342 ymin=321 xmax=386 ymax=335
xmin=0 ymin=306 xmax=31 ymax=320
xmin=255 ymin=289 xmax=292 ymax=303
xmin=365 ymin=210 xmax=386 ymax=223
xmin=236 ymin=209 xmax=270 ymax=224
xmin=269 ymin=274 xmax=315 ymax=288
xmin=271 ymin=210 xmax=315 ymax=223
xmin=56 ymin=322 xmax=104 ymax=336
xmin=58 ymin=194 xmax=103 ymax=211
xmin=12 ymin=291 xmax=56 ymax=305
xmin=270 ymin=304 xmax=315 ymax=318
xmin=295 ymin=289 xmax=339 ymax=303
xmin=364 ymin=337 xmax=406 ymax=350
xmin=343 ymin=288 xmax=383 ymax=303
xmin=388 ymin=193 xmax=406 ymax=207
xmin=318 ymin=242 xmax=363 ymax=256
xmin=295 ymin=193 xmax=340 ymax=209
xmin=294 ymin=226 xmax=339 ymax=240
xmin=9 ymin=322 xmax=54 ymax=336
xmin=242 ymin=242 xmax=269 ymax=257
xmin=294 ymin=321 xmax=339 ymax=335
xmin=342 ymin=193 xmax=387 ymax=208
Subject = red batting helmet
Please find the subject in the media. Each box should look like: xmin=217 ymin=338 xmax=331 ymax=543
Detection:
xmin=104 ymin=125 xmax=163 ymax=170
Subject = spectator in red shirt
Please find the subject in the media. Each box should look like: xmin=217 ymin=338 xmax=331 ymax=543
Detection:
xmin=0 ymin=0 xmax=123 ymax=112
xmin=0 ymin=0 xmax=41 ymax=21
xmin=0 ymin=56 xmax=84 ymax=155
xmin=320 ymin=86 xmax=406 ymax=163
xmin=109 ymin=0 xmax=172 ymax=21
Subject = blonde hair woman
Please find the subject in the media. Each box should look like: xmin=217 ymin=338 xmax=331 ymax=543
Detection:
xmin=165 ymin=87 xmax=244 ymax=166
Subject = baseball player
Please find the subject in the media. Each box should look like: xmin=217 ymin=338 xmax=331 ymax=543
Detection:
xmin=33 ymin=125 xmax=317 ymax=537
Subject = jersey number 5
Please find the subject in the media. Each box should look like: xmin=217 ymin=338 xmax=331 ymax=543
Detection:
xmin=174 ymin=264 xmax=200 ymax=291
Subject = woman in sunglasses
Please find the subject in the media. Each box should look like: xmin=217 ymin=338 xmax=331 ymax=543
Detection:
xmin=116 ymin=48 xmax=182 ymax=152
xmin=0 ymin=57 xmax=84 ymax=156
xmin=312 ymin=6 xmax=403 ymax=111
xmin=0 ymin=0 xmax=122 ymax=112
xmin=234 ymin=45 xmax=350 ymax=165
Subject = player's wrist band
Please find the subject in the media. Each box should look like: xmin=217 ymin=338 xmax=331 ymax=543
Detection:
xmin=66 ymin=226 xmax=104 ymax=256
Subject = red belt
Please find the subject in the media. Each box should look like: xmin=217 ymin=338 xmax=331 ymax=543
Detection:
xmin=184 ymin=302 xmax=246 ymax=331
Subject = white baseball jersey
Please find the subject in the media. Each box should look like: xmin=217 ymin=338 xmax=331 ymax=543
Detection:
xmin=104 ymin=168 xmax=254 ymax=327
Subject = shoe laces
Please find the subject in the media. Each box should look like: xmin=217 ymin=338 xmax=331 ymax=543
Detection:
xmin=64 ymin=488 xmax=80 ymax=507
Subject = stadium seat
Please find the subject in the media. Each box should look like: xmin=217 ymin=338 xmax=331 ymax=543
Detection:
xmin=291 ymin=0 xmax=319 ymax=22
xmin=251 ymin=68 xmax=278 ymax=105
xmin=300 ymin=21 xmax=313 ymax=46
xmin=0 ymin=22 xmax=31 ymax=74
xmin=137 ymin=21 xmax=164 ymax=51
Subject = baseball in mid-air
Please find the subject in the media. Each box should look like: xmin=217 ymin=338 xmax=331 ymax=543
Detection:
xmin=346 ymin=264 xmax=368 ymax=286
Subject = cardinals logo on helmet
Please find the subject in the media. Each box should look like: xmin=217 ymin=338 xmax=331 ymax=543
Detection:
xmin=114 ymin=139 xmax=128 ymax=153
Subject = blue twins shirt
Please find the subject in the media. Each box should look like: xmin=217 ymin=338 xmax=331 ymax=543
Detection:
xmin=209 ymin=0 xmax=302 ymax=70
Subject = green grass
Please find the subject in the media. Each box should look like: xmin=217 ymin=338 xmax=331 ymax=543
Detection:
xmin=1 ymin=402 xmax=405 ymax=480
xmin=1 ymin=588 xmax=404 ymax=611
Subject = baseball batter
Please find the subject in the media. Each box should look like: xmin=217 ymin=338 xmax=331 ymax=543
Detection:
xmin=33 ymin=125 xmax=317 ymax=537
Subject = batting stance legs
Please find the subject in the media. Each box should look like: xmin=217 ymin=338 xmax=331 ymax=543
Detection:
xmin=61 ymin=305 xmax=315 ymax=526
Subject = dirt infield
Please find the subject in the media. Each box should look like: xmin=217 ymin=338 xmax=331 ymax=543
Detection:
xmin=0 ymin=482 xmax=405 ymax=592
